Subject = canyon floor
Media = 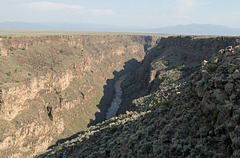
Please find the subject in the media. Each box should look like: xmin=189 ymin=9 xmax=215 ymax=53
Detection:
xmin=0 ymin=31 xmax=240 ymax=158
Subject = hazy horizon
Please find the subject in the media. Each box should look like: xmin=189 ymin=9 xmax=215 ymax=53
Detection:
xmin=1 ymin=0 xmax=240 ymax=29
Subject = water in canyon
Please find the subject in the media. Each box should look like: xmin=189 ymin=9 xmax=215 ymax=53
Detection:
xmin=106 ymin=75 xmax=126 ymax=120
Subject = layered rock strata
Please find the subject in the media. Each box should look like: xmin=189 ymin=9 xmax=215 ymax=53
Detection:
xmin=0 ymin=34 xmax=158 ymax=157
xmin=37 ymin=36 xmax=240 ymax=158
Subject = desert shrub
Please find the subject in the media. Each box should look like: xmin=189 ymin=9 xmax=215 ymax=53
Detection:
xmin=232 ymin=137 xmax=240 ymax=148
xmin=161 ymin=105 xmax=166 ymax=110
xmin=142 ymin=143 xmax=152 ymax=154
xmin=9 ymin=47 xmax=14 ymax=51
xmin=6 ymin=71 xmax=11 ymax=76
xmin=106 ymin=119 xmax=115 ymax=124
xmin=206 ymin=75 xmax=212 ymax=83
xmin=56 ymin=91 xmax=61 ymax=95
xmin=164 ymin=60 xmax=170 ymax=66
xmin=213 ymin=109 xmax=220 ymax=120
xmin=180 ymin=66 xmax=192 ymax=72
xmin=50 ymin=67 xmax=56 ymax=72
xmin=54 ymin=146 xmax=63 ymax=153
xmin=220 ymin=84 xmax=225 ymax=90
xmin=60 ymin=49 xmax=64 ymax=53
xmin=207 ymin=64 xmax=217 ymax=71
xmin=154 ymin=96 xmax=161 ymax=103
xmin=28 ymin=73 xmax=31 ymax=76
xmin=163 ymin=99 xmax=173 ymax=108
xmin=110 ymin=125 xmax=117 ymax=134
xmin=150 ymin=113 xmax=154 ymax=119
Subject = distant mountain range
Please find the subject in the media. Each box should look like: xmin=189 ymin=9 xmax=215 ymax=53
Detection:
xmin=0 ymin=22 xmax=240 ymax=36
xmin=154 ymin=24 xmax=240 ymax=36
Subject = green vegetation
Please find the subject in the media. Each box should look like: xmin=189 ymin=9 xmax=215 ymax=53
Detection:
xmin=163 ymin=99 xmax=173 ymax=108
xmin=220 ymin=84 xmax=225 ymax=90
xmin=9 ymin=46 xmax=14 ymax=51
xmin=110 ymin=125 xmax=117 ymax=134
xmin=207 ymin=64 xmax=217 ymax=71
xmin=164 ymin=60 xmax=170 ymax=66
xmin=106 ymin=119 xmax=115 ymax=124
xmin=178 ymin=65 xmax=192 ymax=72
xmin=50 ymin=67 xmax=56 ymax=72
xmin=5 ymin=71 xmax=11 ymax=76
xmin=59 ymin=49 xmax=64 ymax=53
xmin=56 ymin=91 xmax=61 ymax=95
xmin=28 ymin=73 xmax=31 ymax=76
xmin=0 ymin=35 xmax=8 ymax=38
xmin=154 ymin=96 xmax=161 ymax=103
xmin=206 ymin=75 xmax=212 ymax=83
xmin=213 ymin=109 xmax=220 ymax=120
xmin=142 ymin=143 xmax=152 ymax=154
xmin=165 ymin=72 xmax=178 ymax=82
xmin=53 ymin=146 xmax=63 ymax=153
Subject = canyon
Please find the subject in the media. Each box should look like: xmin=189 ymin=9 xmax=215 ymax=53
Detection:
xmin=0 ymin=32 xmax=239 ymax=157
xmin=0 ymin=33 xmax=159 ymax=157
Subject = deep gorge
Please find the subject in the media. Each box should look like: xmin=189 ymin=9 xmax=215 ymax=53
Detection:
xmin=0 ymin=34 xmax=159 ymax=157
xmin=0 ymin=33 xmax=239 ymax=157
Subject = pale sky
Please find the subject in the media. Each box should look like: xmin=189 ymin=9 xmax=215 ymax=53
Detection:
xmin=1 ymin=0 xmax=240 ymax=28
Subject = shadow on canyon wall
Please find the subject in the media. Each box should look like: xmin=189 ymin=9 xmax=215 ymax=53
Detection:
xmin=47 ymin=58 xmax=141 ymax=149
xmin=87 ymin=58 xmax=142 ymax=127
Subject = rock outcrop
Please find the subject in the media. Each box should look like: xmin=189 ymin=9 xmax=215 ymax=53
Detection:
xmin=119 ymin=36 xmax=239 ymax=113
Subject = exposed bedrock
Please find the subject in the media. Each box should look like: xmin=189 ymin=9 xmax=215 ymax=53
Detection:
xmin=0 ymin=34 xmax=239 ymax=157
xmin=0 ymin=34 xmax=158 ymax=157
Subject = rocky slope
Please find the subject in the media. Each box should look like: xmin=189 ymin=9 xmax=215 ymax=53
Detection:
xmin=0 ymin=34 xmax=160 ymax=158
xmin=37 ymin=36 xmax=240 ymax=157
xmin=119 ymin=36 xmax=239 ymax=113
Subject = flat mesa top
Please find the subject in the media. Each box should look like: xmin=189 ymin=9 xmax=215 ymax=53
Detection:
xmin=1 ymin=30 xmax=237 ymax=39
xmin=0 ymin=30 xmax=168 ymax=37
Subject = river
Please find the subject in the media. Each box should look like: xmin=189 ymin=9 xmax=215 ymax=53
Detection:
xmin=106 ymin=75 xmax=126 ymax=120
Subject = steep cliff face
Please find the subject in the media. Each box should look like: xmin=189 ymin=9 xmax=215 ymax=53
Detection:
xmin=2 ymin=34 xmax=240 ymax=158
xmin=37 ymin=37 xmax=240 ymax=158
xmin=0 ymin=34 xmax=159 ymax=158
xmin=119 ymin=36 xmax=239 ymax=113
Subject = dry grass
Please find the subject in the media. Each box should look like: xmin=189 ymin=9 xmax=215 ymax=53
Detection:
xmin=0 ymin=30 xmax=169 ymax=37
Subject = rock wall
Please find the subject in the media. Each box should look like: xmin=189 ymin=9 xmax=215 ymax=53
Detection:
xmin=119 ymin=36 xmax=240 ymax=114
xmin=36 ymin=38 xmax=240 ymax=158
xmin=0 ymin=34 xmax=159 ymax=158
xmin=0 ymin=35 xmax=158 ymax=56
xmin=1 ymin=34 xmax=239 ymax=157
